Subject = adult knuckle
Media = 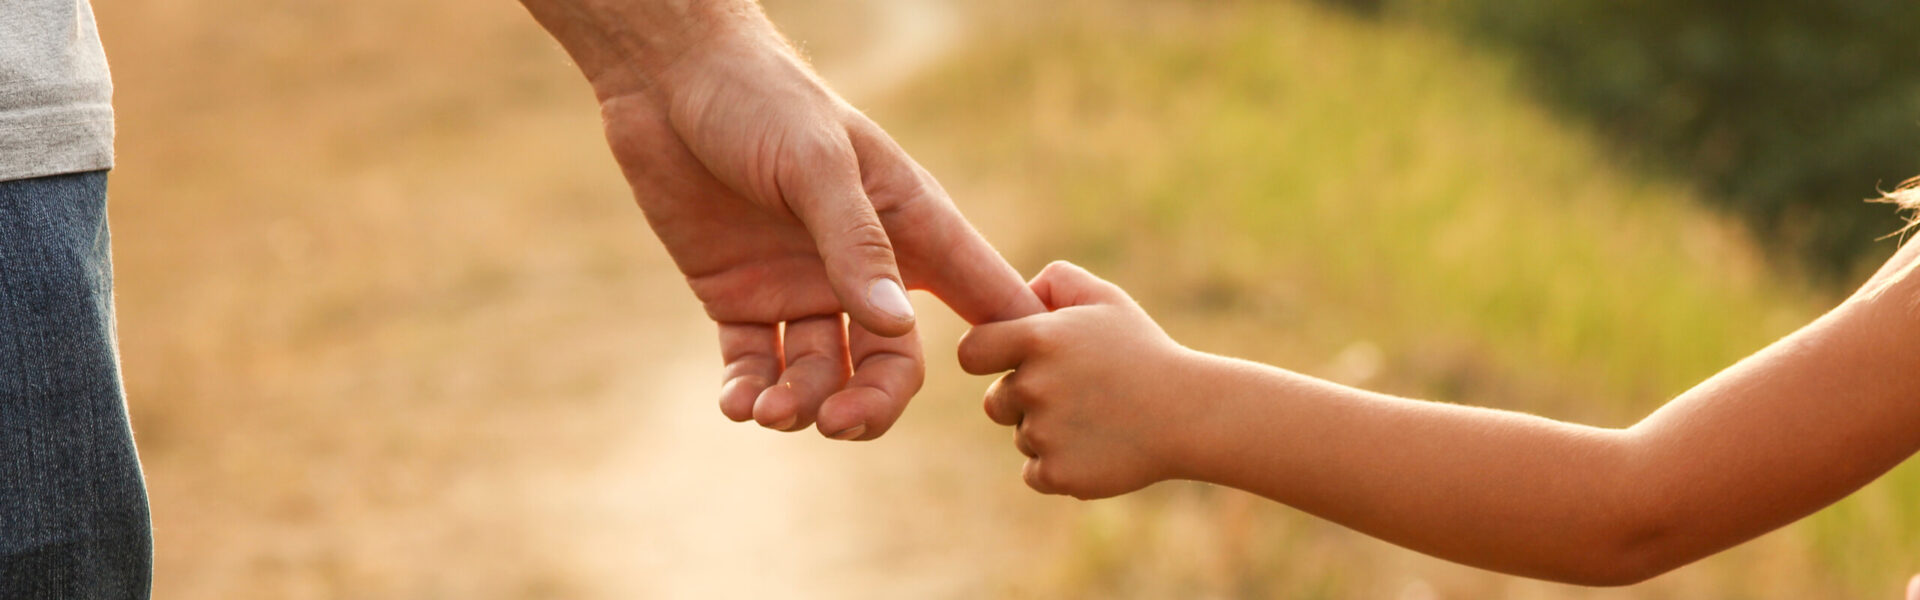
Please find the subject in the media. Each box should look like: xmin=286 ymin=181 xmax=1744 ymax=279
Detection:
xmin=775 ymin=332 xmax=837 ymax=361
xmin=720 ymin=347 xmax=774 ymax=370
xmin=788 ymin=126 xmax=853 ymax=165
xmin=839 ymin=218 xmax=895 ymax=255
xmin=777 ymin=129 xmax=859 ymax=205
xmin=788 ymin=353 xmax=851 ymax=381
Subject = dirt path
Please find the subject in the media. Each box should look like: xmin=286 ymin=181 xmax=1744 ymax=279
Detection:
xmin=114 ymin=0 xmax=1064 ymax=596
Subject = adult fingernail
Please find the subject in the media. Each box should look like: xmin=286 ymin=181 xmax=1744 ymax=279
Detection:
xmin=771 ymin=414 xmax=798 ymax=431
xmin=829 ymin=424 xmax=867 ymax=441
xmin=867 ymin=278 xmax=914 ymax=321
xmin=758 ymin=383 xmax=799 ymax=430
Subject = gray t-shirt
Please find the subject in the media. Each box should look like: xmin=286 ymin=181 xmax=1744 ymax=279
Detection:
xmin=1 ymin=0 xmax=113 ymax=182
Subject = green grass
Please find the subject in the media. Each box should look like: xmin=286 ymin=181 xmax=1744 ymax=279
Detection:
xmin=881 ymin=0 xmax=1919 ymax=596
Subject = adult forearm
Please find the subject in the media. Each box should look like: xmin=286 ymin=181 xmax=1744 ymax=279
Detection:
xmin=1176 ymin=353 xmax=1655 ymax=585
xmin=516 ymin=0 xmax=777 ymax=99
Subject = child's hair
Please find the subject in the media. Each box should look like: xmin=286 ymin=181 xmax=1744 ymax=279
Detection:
xmin=1877 ymin=176 xmax=1920 ymax=239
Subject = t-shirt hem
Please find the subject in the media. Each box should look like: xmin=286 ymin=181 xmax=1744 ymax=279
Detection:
xmin=0 ymin=113 xmax=115 ymax=183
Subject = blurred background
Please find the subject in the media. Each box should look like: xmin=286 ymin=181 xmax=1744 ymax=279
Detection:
xmin=93 ymin=0 xmax=1917 ymax=597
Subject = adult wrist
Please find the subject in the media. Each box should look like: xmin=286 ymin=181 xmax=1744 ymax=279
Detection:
xmin=520 ymin=0 xmax=776 ymax=103
xmin=589 ymin=12 xmax=775 ymax=102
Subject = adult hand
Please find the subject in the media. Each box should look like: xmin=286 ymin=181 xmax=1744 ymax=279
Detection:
xmin=587 ymin=20 xmax=1044 ymax=440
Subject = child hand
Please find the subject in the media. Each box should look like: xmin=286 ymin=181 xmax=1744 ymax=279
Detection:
xmin=957 ymin=261 xmax=1199 ymax=499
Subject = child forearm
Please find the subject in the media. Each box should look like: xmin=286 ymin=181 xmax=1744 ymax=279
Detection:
xmin=1177 ymin=263 xmax=1920 ymax=586
xmin=1176 ymin=353 xmax=1657 ymax=585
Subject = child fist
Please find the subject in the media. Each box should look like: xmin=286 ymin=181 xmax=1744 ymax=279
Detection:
xmin=957 ymin=261 xmax=1199 ymax=499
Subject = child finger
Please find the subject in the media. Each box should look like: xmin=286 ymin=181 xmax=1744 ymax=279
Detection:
xmin=717 ymin=322 xmax=782 ymax=422
xmin=753 ymin=314 xmax=851 ymax=431
xmin=957 ymin=320 xmax=1036 ymax=375
xmin=815 ymin=319 xmax=925 ymax=441
xmin=1013 ymin=421 xmax=1038 ymax=458
xmin=1022 ymin=457 xmax=1059 ymax=495
xmin=1029 ymin=260 xmax=1132 ymax=309
xmin=983 ymin=374 xmax=1025 ymax=426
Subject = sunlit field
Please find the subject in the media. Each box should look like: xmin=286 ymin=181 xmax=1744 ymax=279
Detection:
xmin=96 ymin=0 xmax=1916 ymax=597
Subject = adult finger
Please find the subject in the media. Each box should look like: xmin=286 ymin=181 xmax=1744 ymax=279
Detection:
xmin=1906 ymin=574 xmax=1919 ymax=600
xmin=718 ymin=322 xmax=781 ymax=423
xmin=846 ymin=119 xmax=1046 ymax=325
xmin=814 ymin=318 xmax=925 ymax=441
xmin=781 ymin=130 xmax=915 ymax=338
xmin=1029 ymin=260 xmax=1133 ymax=311
xmin=957 ymin=319 xmax=1039 ymax=375
xmin=753 ymin=314 xmax=850 ymax=432
xmin=981 ymin=374 xmax=1024 ymax=427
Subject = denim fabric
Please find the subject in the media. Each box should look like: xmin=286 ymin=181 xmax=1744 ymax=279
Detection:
xmin=0 ymin=171 xmax=151 ymax=599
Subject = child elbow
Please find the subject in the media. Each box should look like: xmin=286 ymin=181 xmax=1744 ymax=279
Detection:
xmin=1562 ymin=516 xmax=1691 ymax=587
xmin=1562 ymin=555 xmax=1672 ymax=588
xmin=1533 ymin=546 xmax=1671 ymax=587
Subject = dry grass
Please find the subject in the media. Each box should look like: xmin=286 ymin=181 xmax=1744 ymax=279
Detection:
xmin=882 ymin=1 xmax=1917 ymax=597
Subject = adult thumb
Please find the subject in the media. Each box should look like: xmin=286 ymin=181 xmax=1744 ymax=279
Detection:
xmin=843 ymin=118 xmax=1046 ymax=326
xmin=784 ymin=137 xmax=915 ymax=337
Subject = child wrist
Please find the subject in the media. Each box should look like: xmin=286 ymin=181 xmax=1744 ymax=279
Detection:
xmin=1155 ymin=347 xmax=1227 ymax=483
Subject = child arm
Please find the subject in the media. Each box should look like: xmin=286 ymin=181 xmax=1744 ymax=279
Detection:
xmin=959 ymin=258 xmax=1920 ymax=586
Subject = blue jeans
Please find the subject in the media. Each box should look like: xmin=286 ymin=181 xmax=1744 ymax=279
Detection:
xmin=0 ymin=171 xmax=151 ymax=599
